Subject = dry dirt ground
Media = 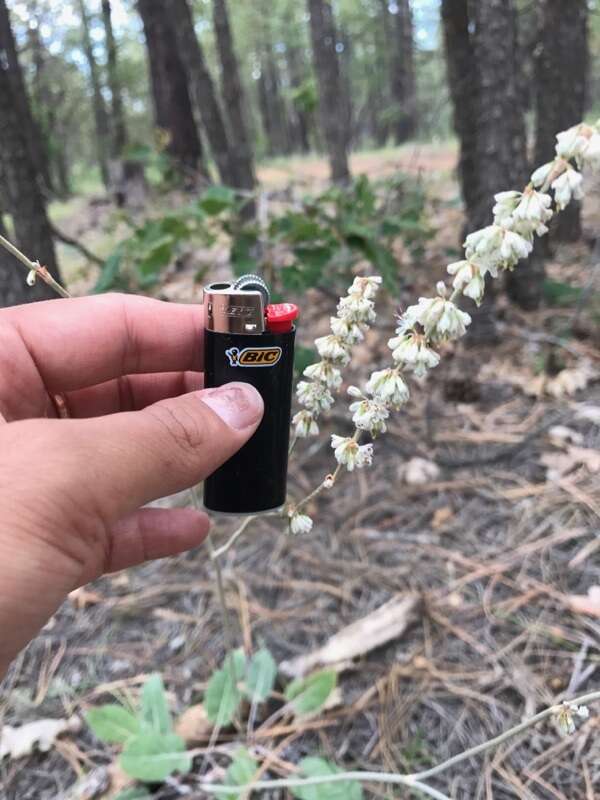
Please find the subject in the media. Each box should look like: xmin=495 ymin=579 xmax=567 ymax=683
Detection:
xmin=2 ymin=146 xmax=600 ymax=800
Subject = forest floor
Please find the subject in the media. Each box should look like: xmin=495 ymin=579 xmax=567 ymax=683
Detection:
xmin=2 ymin=144 xmax=600 ymax=800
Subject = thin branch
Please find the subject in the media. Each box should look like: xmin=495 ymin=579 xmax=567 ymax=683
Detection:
xmin=50 ymin=223 xmax=104 ymax=266
xmin=197 ymin=691 xmax=600 ymax=797
xmin=0 ymin=233 xmax=71 ymax=298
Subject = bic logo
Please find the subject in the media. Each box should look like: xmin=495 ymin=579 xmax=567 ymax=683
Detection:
xmin=225 ymin=346 xmax=282 ymax=367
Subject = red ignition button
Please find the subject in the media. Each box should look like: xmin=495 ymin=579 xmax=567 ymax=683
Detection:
xmin=265 ymin=302 xmax=299 ymax=334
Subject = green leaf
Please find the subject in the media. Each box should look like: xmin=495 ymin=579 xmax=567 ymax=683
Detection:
xmin=141 ymin=674 xmax=172 ymax=735
xmin=291 ymin=757 xmax=363 ymax=800
xmin=215 ymin=748 xmax=257 ymax=800
xmin=244 ymin=648 xmax=277 ymax=703
xmin=230 ymin=228 xmax=259 ymax=276
xmin=120 ymin=732 xmax=191 ymax=783
xmin=199 ymin=185 xmax=236 ymax=215
xmin=284 ymin=670 xmax=337 ymax=717
xmin=86 ymin=704 xmax=141 ymax=744
xmin=113 ymin=788 xmax=152 ymax=800
xmin=94 ymin=251 xmax=123 ymax=293
xmin=204 ymin=649 xmax=246 ymax=727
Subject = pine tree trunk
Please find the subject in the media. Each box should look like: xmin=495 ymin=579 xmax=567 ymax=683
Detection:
xmin=77 ymin=0 xmax=111 ymax=189
xmin=534 ymin=0 xmax=588 ymax=242
xmin=102 ymin=0 xmax=127 ymax=159
xmin=166 ymin=0 xmax=236 ymax=187
xmin=137 ymin=0 xmax=207 ymax=179
xmin=0 ymin=53 xmax=61 ymax=306
xmin=390 ymin=0 xmax=417 ymax=143
xmin=307 ymin=0 xmax=350 ymax=183
xmin=212 ymin=0 xmax=256 ymax=190
xmin=0 ymin=0 xmax=52 ymax=195
xmin=286 ymin=45 xmax=312 ymax=153
xmin=441 ymin=0 xmax=479 ymax=227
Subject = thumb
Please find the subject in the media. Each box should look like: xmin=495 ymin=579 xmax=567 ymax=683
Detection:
xmin=82 ymin=382 xmax=264 ymax=518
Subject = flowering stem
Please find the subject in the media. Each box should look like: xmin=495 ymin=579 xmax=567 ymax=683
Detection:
xmin=0 ymin=233 xmax=71 ymax=299
xmin=211 ymin=511 xmax=279 ymax=560
xmin=198 ymin=690 xmax=600 ymax=797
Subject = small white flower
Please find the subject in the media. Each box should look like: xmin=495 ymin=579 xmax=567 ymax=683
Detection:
xmin=400 ymin=297 xmax=471 ymax=343
xmin=349 ymin=397 xmax=389 ymax=434
xmin=365 ymin=368 xmax=409 ymax=409
xmin=465 ymin=225 xmax=503 ymax=259
xmin=349 ymin=275 xmax=382 ymax=300
xmin=552 ymin=169 xmax=584 ymax=211
xmin=531 ymin=161 xmax=556 ymax=188
xmin=292 ymin=410 xmax=319 ymax=437
xmin=296 ymin=380 xmax=334 ymax=413
xmin=556 ymin=125 xmax=588 ymax=161
xmin=512 ymin=189 xmax=553 ymax=227
xmin=388 ymin=332 xmax=440 ymax=377
xmin=289 ymin=512 xmax=313 ymax=536
xmin=329 ymin=316 xmax=365 ymax=344
xmin=492 ymin=190 xmax=521 ymax=225
xmin=336 ymin=293 xmax=376 ymax=324
xmin=331 ymin=435 xmax=373 ymax=470
xmin=555 ymin=702 xmax=589 ymax=736
xmin=304 ymin=361 xmax=343 ymax=390
xmin=499 ymin=229 xmax=533 ymax=266
xmin=26 ymin=269 xmax=37 ymax=287
xmin=314 ymin=334 xmax=351 ymax=365
xmin=447 ymin=260 xmax=486 ymax=305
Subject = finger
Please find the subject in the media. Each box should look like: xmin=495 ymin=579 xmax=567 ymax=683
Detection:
xmin=15 ymin=383 xmax=263 ymax=525
xmin=3 ymin=294 xmax=203 ymax=393
xmin=65 ymin=371 xmax=203 ymax=417
xmin=106 ymin=507 xmax=210 ymax=574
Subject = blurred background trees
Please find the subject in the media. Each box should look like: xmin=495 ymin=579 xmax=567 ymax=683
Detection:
xmin=0 ymin=0 xmax=597 ymax=311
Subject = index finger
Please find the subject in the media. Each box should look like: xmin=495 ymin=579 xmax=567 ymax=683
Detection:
xmin=3 ymin=294 xmax=204 ymax=392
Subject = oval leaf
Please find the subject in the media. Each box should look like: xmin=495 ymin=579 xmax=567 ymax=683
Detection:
xmin=204 ymin=650 xmax=246 ymax=727
xmin=284 ymin=670 xmax=337 ymax=717
xmin=120 ymin=732 xmax=190 ymax=783
xmin=141 ymin=674 xmax=172 ymax=735
xmin=244 ymin=648 xmax=277 ymax=704
xmin=86 ymin=704 xmax=140 ymax=744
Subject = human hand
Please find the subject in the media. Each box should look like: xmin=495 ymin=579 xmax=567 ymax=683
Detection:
xmin=0 ymin=294 xmax=263 ymax=677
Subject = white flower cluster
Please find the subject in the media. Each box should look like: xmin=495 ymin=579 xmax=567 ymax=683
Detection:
xmin=288 ymin=512 xmax=313 ymax=536
xmin=330 ymin=434 xmax=373 ymax=471
xmin=293 ymin=275 xmax=382 ymax=438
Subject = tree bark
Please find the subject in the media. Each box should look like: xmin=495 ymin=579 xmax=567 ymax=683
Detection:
xmin=137 ymin=0 xmax=206 ymax=179
xmin=212 ymin=0 xmax=256 ymax=190
xmin=389 ymin=0 xmax=417 ymax=143
xmin=534 ymin=0 xmax=588 ymax=242
xmin=286 ymin=44 xmax=312 ymax=153
xmin=307 ymin=0 xmax=350 ymax=183
xmin=0 ymin=0 xmax=52 ymax=195
xmin=77 ymin=0 xmax=111 ymax=189
xmin=102 ymin=0 xmax=127 ymax=159
xmin=0 ymin=51 xmax=60 ymax=305
xmin=441 ymin=0 xmax=480 ymax=229
xmin=166 ymin=0 xmax=237 ymax=186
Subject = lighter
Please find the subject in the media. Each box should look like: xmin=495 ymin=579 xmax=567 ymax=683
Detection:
xmin=202 ymin=275 xmax=298 ymax=515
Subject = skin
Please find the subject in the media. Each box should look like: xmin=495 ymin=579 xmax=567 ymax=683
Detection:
xmin=0 ymin=294 xmax=264 ymax=679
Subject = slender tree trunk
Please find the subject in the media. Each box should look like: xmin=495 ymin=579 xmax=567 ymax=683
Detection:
xmin=0 ymin=0 xmax=52 ymax=194
xmin=212 ymin=0 xmax=256 ymax=190
xmin=534 ymin=0 xmax=588 ymax=243
xmin=102 ymin=0 xmax=127 ymax=159
xmin=307 ymin=0 xmax=350 ymax=183
xmin=390 ymin=0 xmax=417 ymax=143
xmin=77 ymin=0 xmax=111 ymax=189
xmin=441 ymin=0 xmax=480 ymax=230
xmin=0 ymin=52 xmax=61 ymax=305
xmin=137 ymin=0 xmax=207 ymax=179
xmin=286 ymin=45 xmax=312 ymax=153
xmin=166 ymin=0 xmax=237 ymax=186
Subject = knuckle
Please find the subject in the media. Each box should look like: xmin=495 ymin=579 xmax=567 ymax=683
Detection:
xmin=145 ymin=400 xmax=207 ymax=459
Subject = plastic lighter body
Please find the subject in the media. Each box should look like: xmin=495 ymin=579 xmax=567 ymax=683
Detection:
xmin=202 ymin=276 xmax=297 ymax=514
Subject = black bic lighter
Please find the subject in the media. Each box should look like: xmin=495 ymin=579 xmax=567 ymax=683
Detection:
xmin=203 ymin=275 xmax=298 ymax=515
